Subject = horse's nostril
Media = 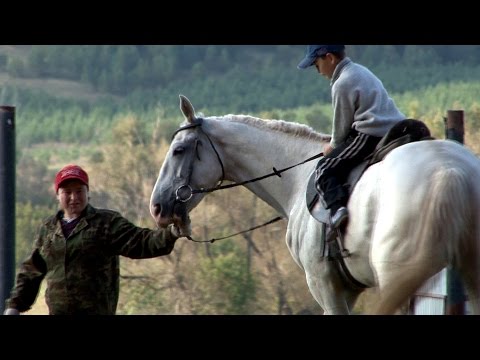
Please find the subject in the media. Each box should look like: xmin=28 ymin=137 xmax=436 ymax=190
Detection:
xmin=153 ymin=204 xmax=161 ymax=217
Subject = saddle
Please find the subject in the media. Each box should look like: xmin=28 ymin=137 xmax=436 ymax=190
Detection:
xmin=306 ymin=119 xmax=433 ymax=224
xmin=307 ymin=119 xmax=433 ymax=253
xmin=305 ymin=119 xmax=433 ymax=290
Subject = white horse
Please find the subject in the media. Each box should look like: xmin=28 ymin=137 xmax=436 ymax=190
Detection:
xmin=150 ymin=95 xmax=480 ymax=315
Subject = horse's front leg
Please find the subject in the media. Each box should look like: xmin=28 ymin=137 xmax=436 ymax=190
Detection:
xmin=304 ymin=260 xmax=351 ymax=315
xmin=287 ymin=221 xmax=351 ymax=315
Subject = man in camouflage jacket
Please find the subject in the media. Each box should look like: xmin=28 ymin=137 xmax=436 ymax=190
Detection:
xmin=4 ymin=164 xmax=185 ymax=315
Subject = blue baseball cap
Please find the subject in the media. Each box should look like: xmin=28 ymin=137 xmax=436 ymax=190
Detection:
xmin=297 ymin=45 xmax=345 ymax=69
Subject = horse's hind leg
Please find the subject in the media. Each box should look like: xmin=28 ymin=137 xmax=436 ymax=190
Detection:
xmin=366 ymin=215 xmax=444 ymax=314
xmin=368 ymin=262 xmax=440 ymax=315
xmin=448 ymin=206 xmax=480 ymax=314
xmin=456 ymin=245 xmax=480 ymax=315
xmin=457 ymin=269 xmax=480 ymax=315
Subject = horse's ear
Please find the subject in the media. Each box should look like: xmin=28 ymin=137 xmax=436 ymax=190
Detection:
xmin=179 ymin=94 xmax=196 ymax=124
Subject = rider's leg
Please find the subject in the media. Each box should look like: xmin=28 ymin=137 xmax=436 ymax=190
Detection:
xmin=315 ymin=131 xmax=382 ymax=227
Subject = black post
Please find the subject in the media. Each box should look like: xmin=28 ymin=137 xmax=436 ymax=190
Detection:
xmin=0 ymin=106 xmax=15 ymax=313
xmin=444 ymin=110 xmax=467 ymax=315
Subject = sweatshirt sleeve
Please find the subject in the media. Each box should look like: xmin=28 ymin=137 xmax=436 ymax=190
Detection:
xmin=107 ymin=214 xmax=179 ymax=259
xmin=330 ymin=82 xmax=356 ymax=148
xmin=5 ymin=234 xmax=47 ymax=313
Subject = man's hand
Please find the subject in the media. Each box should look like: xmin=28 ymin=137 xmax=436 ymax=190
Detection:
xmin=169 ymin=217 xmax=191 ymax=238
xmin=323 ymin=144 xmax=334 ymax=156
xmin=169 ymin=224 xmax=181 ymax=238
xmin=3 ymin=308 xmax=20 ymax=315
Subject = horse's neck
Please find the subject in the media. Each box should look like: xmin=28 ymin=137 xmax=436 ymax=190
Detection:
xmin=214 ymin=120 xmax=322 ymax=216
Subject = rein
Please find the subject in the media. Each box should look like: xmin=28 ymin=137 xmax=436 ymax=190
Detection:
xmin=174 ymin=119 xmax=323 ymax=203
xmin=176 ymin=152 xmax=323 ymax=203
xmin=186 ymin=216 xmax=284 ymax=243
xmin=181 ymin=151 xmax=323 ymax=199
xmin=173 ymin=118 xmax=323 ymax=243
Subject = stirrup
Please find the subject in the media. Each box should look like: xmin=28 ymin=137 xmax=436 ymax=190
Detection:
xmin=331 ymin=206 xmax=348 ymax=228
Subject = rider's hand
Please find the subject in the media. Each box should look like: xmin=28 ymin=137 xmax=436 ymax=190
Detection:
xmin=323 ymin=144 xmax=333 ymax=156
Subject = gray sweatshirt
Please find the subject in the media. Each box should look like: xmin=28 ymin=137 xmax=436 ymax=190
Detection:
xmin=329 ymin=57 xmax=405 ymax=148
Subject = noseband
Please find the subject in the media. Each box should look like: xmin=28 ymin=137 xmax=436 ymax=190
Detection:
xmin=172 ymin=118 xmax=225 ymax=203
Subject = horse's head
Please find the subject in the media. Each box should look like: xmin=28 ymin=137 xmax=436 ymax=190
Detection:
xmin=149 ymin=95 xmax=225 ymax=236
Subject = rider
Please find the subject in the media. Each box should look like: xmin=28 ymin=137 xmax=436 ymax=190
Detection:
xmin=298 ymin=45 xmax=405 ymax=228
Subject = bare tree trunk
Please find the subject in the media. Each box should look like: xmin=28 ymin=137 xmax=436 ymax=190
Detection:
xmin=263 ymin=230 xmax=293 ymax=315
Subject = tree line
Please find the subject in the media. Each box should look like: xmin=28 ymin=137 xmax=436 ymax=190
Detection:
xmin=8 ymin=45 xmax=480 ymax=314
xmin=3 ymin=45 xmax=480 ymax=113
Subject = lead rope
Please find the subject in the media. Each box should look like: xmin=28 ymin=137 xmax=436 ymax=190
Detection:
xmin=186 ymin=216 xmax=284 ymax=243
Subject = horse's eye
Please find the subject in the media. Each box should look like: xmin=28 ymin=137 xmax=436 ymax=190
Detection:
xmin=173 ymin=147 xmax=185 ymax=155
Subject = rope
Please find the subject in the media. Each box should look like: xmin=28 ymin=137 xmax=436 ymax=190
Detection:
xmin=186 ymin=216 xmax=284 ymax=243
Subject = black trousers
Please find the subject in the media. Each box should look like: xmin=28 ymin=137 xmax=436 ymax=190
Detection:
xmin=315 ymin=130 xmax=382 ymax=211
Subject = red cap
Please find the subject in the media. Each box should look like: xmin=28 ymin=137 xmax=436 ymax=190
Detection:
xmin=54 ymin=164 xmax=89 ymax=193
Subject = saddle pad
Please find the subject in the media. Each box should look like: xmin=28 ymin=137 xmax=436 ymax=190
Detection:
xmin=306 ymin=170 xmax=330 ymax=224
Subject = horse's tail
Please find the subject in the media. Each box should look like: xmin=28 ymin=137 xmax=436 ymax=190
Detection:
xmin=372 ymin=165 xmax=480 ymax=314
xmin=424 ymin=167 xmax=477 ymax=266
xmin=435 ymin=166 xmax=480 ymax=314
xmin=418 ymin=166 xmax=480 ymax=314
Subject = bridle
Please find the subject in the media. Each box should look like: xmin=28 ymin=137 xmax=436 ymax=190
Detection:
xmin=171 ymin=117 xmax=225 ymax=203
xmin=171 ymin=118 xmax=323 ymax=243
xmin=172 ymin=118 xmax=324 ymax=203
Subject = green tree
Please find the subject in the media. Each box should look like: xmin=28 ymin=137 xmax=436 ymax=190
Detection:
xmin=15 ymin=202 xmax=56 ymax=266
xmin=6 ymin=56 xmax=25 ymax=77
xmin=193 ymin=240 xmax=257 ymax=314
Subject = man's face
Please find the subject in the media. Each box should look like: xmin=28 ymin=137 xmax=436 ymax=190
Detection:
xmin=313 ymin=54 xmax=337 ymax=79
xmin=57 ymin=180 xmax=89 ymax=219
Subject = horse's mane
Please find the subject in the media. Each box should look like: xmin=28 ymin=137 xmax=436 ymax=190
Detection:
xmin=206 ymin=114 xmax=331 ymax=142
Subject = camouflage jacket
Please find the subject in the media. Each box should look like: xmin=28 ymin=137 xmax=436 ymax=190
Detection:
xmin=5 ymin=204 xmax=178 ymax=315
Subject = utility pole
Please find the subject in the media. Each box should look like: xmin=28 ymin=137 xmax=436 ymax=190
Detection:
xmin=444 ymin=110 xmax=467 ymax=315
xmin=0 ymin=106 xmax=16 ymax=313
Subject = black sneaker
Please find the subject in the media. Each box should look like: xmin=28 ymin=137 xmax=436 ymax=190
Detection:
xmin=331 ymin=206 xmax=348 ymax=228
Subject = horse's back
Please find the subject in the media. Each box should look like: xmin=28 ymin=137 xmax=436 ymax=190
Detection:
xmin=351 ymin=139 xmax=480 ymax=313
xmin=387 ymin=139 xmax=480 ymax=170
xmin=372 ymin=140 xmax=480 ymax=204
xmin=370 ymin=139 xmax=480 ymax=251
